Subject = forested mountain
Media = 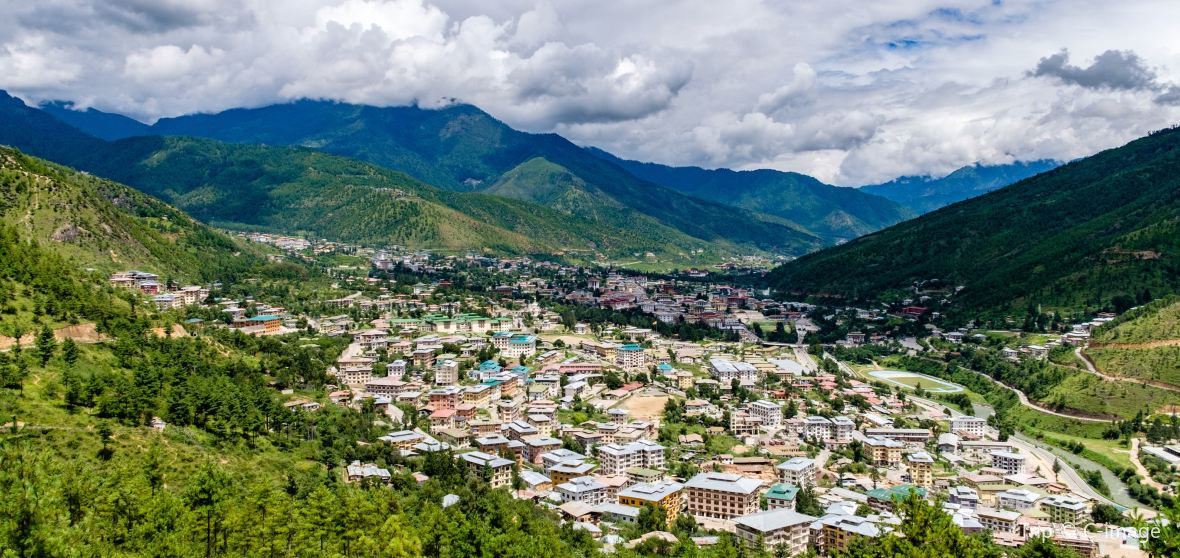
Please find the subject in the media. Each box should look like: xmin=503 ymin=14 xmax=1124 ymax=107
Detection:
xmin=0 ymin=146 xmax=261 ymax=281
xmin=767 ymin=127 xmax=1180 ymax=319
xmin=3 ymin=92 xmax=821 ymax=259
xmin=586 ymin=148 xmax=913 ymax=242
xmin=861 ymin=160 xmax=1060 ymax=214
xmin=39 ymin=101 xmax=151 ymax=141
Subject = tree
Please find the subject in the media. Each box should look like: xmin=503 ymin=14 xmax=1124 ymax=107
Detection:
xmin=1015 ymin=534 xmax=1084 ymax=558
xmin=840 ymin=492 xmax=1000 ymax=557
xmin=61 ymin=338 xmax=79 ymax=368
xmin=637 ymin=503 xmax=667 ymax=533
xmin=1145 ymin=500 xmax=1180 ymax=557
xmin=185 ymin=463 xmax=232 ymax=558
xmin=36 ymin=326 xmax=56 ymax=366
xmin=784 ymin=399 xmax=798 ymax=419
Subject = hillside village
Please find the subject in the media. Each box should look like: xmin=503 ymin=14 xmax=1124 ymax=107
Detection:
xmin=100 ymin=234 xmax=1171 ymax=558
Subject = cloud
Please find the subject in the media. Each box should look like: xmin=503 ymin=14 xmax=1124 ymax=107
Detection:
xmin=1 ymin=0 xmax=1179 ymax=185
xmin=1030 ymin=49 xmax=1158 ymax=91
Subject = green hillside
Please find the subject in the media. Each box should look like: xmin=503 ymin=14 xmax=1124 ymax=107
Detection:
xmin=767 ymin=127 xmax=1180 ymax=320
xmin=139 ymin=100 xmax=827 ymax=255
xmin=587 ymin=148 xmax=912 ymax=242
xmin=1086 ymin=296 xmax=1180 ymax=388
xmin=0 ymin=146 xmax=261 ymax=282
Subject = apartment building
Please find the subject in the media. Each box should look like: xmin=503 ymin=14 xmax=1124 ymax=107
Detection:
xmin=617 ymin=480 xmax=685 ymax=522
xmin=733 ymin=508 xmax=816 ymax=555
xmin=748 ymin=400 xmax=783 ymax=429
xmin=457 ymin=451 xmax=514 ymax=489
xmin=596 ymin=439 xmax=665 ymax=476
xmin=990 ymin=450 xmax=1027 ymax=475
xmin=556 ymin=476 xmax=608 ymax=505
xmin=684 ymin=472 xmax=762 ymax=519
xmin=776 ymin=457 xmax=816 ymax=487
xmin=906 ymin=451 xmax=934 ymax=488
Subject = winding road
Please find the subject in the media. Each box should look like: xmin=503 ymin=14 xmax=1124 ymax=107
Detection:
xmin=1074 ymin=347 xmax=1180 ymax=394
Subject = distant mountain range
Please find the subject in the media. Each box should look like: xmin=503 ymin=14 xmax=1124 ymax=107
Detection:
xmin=2 ymin=90 xmax=1065 ymax=264
xmin=767 ymin=126 xmax=1180 ymax=319
xmin=586 ymin=148 xmax=913 ymax=243
xmin=3 ymin=93 xmax=829 ymax=260
xmin=861 ymin=160 xmax=1060 ymax=214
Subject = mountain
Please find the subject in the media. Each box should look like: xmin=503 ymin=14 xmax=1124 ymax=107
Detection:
xmin=39 ymin=101 xmax=151 ymax=141
xmin=2 ymin=93 xmax=823 ymax=260
xmin=0 ymin=145 xmax=261 ymax=281
xmin=144 ymin=100 xmax=825 ymax=256
xmin=766 ymin=127 xmax=1180 ymax=319
xmin=586 ymin=148 xmax=913 ymax=242
xmin=861 ymin=160 xmax=1060 ymax=214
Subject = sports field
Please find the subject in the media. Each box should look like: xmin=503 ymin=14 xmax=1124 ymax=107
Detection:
xmin=867 ymin=369 xmax=964 ymax=393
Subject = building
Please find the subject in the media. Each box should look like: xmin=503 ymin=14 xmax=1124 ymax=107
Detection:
xmin=948 ymin=486 xmax=980 ymax=509
xmin=996 ymin=488 xmax=1040 ymax=511
xmin=618 ymin=480 xmax=685 ymax=522
xmin=804 ymin=416 xmax=832 ymax=442
xmin=906 ymin=451 xmax=934 ymax=488
xmin=776 ymin=457 xmax=816 ymax=488
xmin=976 ymin=508 xmax=1020 ymax=534
xmin=748 ymin=400 xmax=782 ymax=429
xmin=1040 ymin=495 xmax=1089 ymax=525
xmin=435 ymin=359 xmax=460 ymax=385
xmin=733 ymin=508 xmax=816 ymax=554
xmin=345 ymin=461 xmax=391 ymax=484
xmin=618 ymin=344 xmax=646 ymax=370
xmin=865 ymin=436 xmax=904 ymax=467
xmin=457 ymin=451 xmax=514 ymax=489
xmin=709 ymin=358 xmax=759 ymax=383
xmin=493 ymin=332 xmax=537 ymax=359
xmin=556 ymin=476 xmax=608 ymax=506
xmin=951 ymin=416 xmax=987 ymax=439
xmin=684 ymin=472 xmax=762 ymax=519
xmin=596 ymin=439 xmax=665 ymax=476
xmin=814 ymin=515 xmax=883 ymax=555
xmin=830 ymin=416 xmax=854 ymax=445
xmin=990 ymin=450 xmax=1026 ymax=475
xmin=764 ymin=483 xmax=799 ymax=511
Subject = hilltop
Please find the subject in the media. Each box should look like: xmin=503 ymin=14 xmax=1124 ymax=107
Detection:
xmin=767 ymin=127 xmax=1180 ymax=320
xmin=861 ymin=160 xmax=1060 ymax=214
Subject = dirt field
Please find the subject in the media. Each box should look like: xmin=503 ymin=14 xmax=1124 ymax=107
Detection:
xmin=617 ymin=389 xmax=670 ymax=424
xmin=0 ymin=322 xmax=106 ymax=350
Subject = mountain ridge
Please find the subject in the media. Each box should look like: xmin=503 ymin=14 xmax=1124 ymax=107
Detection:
xmin=766 ymin=126 xmax=1180 ymax=320
xmin=860 ymin=159 xmax=1060 ymax=214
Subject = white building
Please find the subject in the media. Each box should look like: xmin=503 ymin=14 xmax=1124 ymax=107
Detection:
xmin=776 ymin=457 xmax=816 ymax=487
xmin=748 ymin=400 xmax=783 ymax=429
xmin=595 ymin=439 xmax=665 ymax=476
xmin=990 ymin=450 xmax=1026 ymax=475
xmin=556 ymin=476 xmax=608 ymax=506
xmin=733 ymin=508 xmax=816 ymax=554
xmin=951 ymin=416 xmax=987 ymax=439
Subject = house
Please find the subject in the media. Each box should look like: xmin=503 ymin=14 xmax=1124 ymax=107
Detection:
xmin=345 ymin=461 xmax=391 ymax=484
xmin=595 ymin=440 xmax=665 ymax=476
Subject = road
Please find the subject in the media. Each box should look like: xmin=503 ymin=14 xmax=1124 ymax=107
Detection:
xmin=953 ymin=363 xmax=1114 ymax=423
xmin=1075 ymin=347 xmax=1180 ymax=393
xmin=1011 ymin=434 xmax=1136 ymax=510
xmin=1128 ymin=438 xmax=1166 ymax=491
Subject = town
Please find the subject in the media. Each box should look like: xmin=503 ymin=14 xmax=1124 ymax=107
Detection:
xmin=100 ymin=235 xmax=1171 ymax=558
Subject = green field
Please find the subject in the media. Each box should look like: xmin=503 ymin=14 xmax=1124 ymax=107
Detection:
xmin=867 ymin=370 xmax=964 ymax=393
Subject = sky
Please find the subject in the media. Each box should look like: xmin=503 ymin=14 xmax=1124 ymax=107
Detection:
xmin=2 ymin=0 xmax=1179 ymax=185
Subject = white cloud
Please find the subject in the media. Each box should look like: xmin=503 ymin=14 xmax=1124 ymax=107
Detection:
xmin=1 ymin=0 xmax=1179 ymax=184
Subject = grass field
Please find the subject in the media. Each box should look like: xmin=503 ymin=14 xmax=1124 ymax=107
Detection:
xmin=866 ymin=370 xmax=965 ymax=394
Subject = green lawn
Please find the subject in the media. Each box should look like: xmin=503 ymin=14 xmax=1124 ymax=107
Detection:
xmin=1089 ymin=345 xmax=1180 ymax=389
